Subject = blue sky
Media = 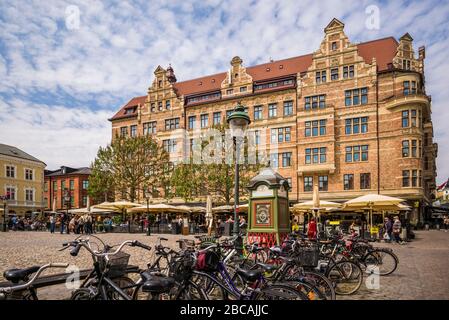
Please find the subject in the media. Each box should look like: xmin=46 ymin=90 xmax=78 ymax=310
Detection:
xmin=0 ymin=0 xmax=448 ymax=183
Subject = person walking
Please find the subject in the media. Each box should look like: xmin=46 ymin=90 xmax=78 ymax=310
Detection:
xmin=383 ymin=217 xmax=393 ymax=243
xmin=392 ymin=216 xmax=405 ymax=244
xmin=307 ymin=217 xmax=317 ymax=240
xmin=49 ymin=215 xmax=55 ymax=233
xmin=291 ymin=219 xmax=300 ymax=233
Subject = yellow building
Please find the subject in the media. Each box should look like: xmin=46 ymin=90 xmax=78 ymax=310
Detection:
xmin=0 ymin=143 xmax=46 ymax=217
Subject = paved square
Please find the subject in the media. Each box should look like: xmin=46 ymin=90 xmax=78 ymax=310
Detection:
xmin=0 ymin=230 xmax=448 ymax=299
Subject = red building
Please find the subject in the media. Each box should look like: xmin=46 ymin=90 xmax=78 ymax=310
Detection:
xmin=44 ymin=166 xmax=93 ymax=211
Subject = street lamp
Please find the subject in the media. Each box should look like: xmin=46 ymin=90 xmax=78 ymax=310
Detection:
xmin=1 ymin=195 xmax=8 ymax=232
xmin=227 ymin=103 xmax=250 ymax=253
xmin=144 ymin=187 xmax=152 ymax=236
xmin=63 ymin=188 xmax=71 ymax=234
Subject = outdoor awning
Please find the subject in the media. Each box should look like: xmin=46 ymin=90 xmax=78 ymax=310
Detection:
xmin=128 ymin=203 xmax=191 ymax=214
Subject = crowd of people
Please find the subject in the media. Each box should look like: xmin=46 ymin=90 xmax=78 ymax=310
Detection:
xmin=7 ymin=215 xmax=46 ymax=231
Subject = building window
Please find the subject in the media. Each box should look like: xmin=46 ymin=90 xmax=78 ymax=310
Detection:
xmin=305 ymin=95 xmax=326 ymax=110
xmin=82 ymin=196 xmax=88 ymax=206
xmin=283 ymin=101 xmax=293 ymax=116
xmin=343 ymin=65 xmax=354 ymax=79
xmin=6 ymin=187 xmax=15 ymax=200
xmin=188 ymin=116 xmax=196 ymax=130
xmin=268 ymin=104 xmax=277 ymax=118
xmin=331 ymin=68 xmax=339 ymax=81
xmin=70 ymin=180 xmax=75 ymax=190
xmin=254 ymin=130 xmax=261 ymax=145
xmin=130 ymin=125 xmax=137 ymax=137
xmin=271 ymin=127 xmax=291 ymax=143
xmin=304 ymin=176 xmax=313 ymax=192
xmin=226 ymin=89 xmax=233 ymax=95
xmin=165 ymin=118 xmax=180 ymax=131
xmin=344 ymin=174 xmax=354 ymax=190
xmin=143 ymin=121 xmax=157 ymax=135
xmin=61 ymin=180 xmax=66 ymax=191
xmin=25 ymin=169 xmax=33 ymax=180
xmin=25 ymin=189 xmax=34 ymax=202
xmin=345 ymin=117 xmax=368 ymax=135
xmin=316 ymin=71 xmax=327 ymax=84
xmin=360 ymin=173 xmax=371 ymax=189
xmin=402 ymin=109 xmax=421 ymax=128
xmin=281 ymin=152 xmax=292 ymax=167
xmin=402 ymin=170 xmax=410 ymax=187
xmin=305 ymin=120 xmax=326 ymax=137
xmin=120 ymin=127 xmax=128 ymax=137
xmin=150 ymin=103 xmax=155 ymax=112
xmin=254 ymin=79 xmax=294 ymax=91
xmin=345 ymin=88 xmax=368 ymax=106
xmin=319 ymin=175 xmax=328 ymax=191
xmin=412 ymin=169 xmax=418 ymax=187
xmin=403 ymin=59 xmax=411 ymax=70
xmin=270 ymin=153 xmax=278 ymax=168
xmin=286 ymin=178 xmax=292 ymax=189
xmin=305 ymin=147 xmax=326 ymax=164
xmin=345 ymin=145 xmax=369 ymax=162
xmin=402 ymin=140 xmax=410 ymax=157
xmin=331 ymin=41 xmax=337 ymax=51
xmin=6 ymin=165 xmax=15 ymax=178
xmin=186 ymin=92 xmax=221 ymax=105
xmin=44 ymin=182 xmax=48 ymax=192
xmin=254 ymin=106 xmax=263 ymax=120
xmin=82 ymin=180 xmax=89 ymax=190
xmin=212 ymin=112 xmax=221 ymax=125
xmin=165 ymin=100 xmax=171 ymax=110
xmin=53 ymin=181 xmax=57 ymax=192
xmin=158 ymin=101 xmax=163 ymax=111
xmin=162 ymin=139 xmax=176 ymax=153
xmin=200 ymin=114 xmax=209 ymax=128
xmin=240 ymin=86 xmax=247 ymax=93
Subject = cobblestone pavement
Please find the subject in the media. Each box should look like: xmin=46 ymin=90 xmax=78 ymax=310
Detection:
xmin=1 ymin=230 xmax=448 ymax=300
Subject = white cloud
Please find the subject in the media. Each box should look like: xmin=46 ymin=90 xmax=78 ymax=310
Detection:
xmin=0 ymin=0 xmax=448 ymax=182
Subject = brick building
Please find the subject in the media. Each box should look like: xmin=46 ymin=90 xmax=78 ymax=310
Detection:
xmin=109 ymin=19 xmax=437 ymax=223
xmin=44 ymin=166 xmax=93 ymax=211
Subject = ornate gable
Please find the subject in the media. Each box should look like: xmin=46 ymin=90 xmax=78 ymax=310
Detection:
xmin=393 ymin=33 xmax=422 ymax=72
xmin=221 ymin=56 xmax=253 ymax=97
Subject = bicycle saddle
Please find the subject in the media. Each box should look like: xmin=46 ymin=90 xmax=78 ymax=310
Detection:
xmin=269 ymin=246 xmax=282 ymax=255
xmin=3 ymin=266 xmax=40 ymax=283
xmin=141 ymin=272 xmax=175 ymax=294
xmin=235 ymin=267 xmax=263 ymax=283
xmin=255 ymin=263 xmax=278 ymax=272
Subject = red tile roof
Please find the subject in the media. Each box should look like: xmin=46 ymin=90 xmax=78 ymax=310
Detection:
xmin=110 ymin=37 xmax=398 ymax=121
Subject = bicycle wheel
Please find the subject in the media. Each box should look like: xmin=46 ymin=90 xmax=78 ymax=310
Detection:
xmin=363 ymin=249 xmax=398 ymax=276
xmin=254 ymin=284 xmax=309 ymax=300
xmin=106 ymin=276 xmax=136 ymax=300
xmin=326 ymin=261 xmax=363 ymax=295
xmin=70 ymin=288 xmax=95 ymax=300
xmin=173 ymin=279 xmax=208 ymax=300
xmin=303 ymin=271 xmax=336 ymax=300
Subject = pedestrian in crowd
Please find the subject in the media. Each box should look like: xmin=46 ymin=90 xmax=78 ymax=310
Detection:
xmin=384 ymin=217 xmax=393 ymax=243
xmin=392 ymin=216 xmax=405 ymax=244
xmin=226 ymin=215 xmax=234 ymax=223
xmin=307 ymin=217 xmax=317 ymax=240
xmin=291 ymin=219 xmax=300 ymax=233
xmin=49 ymin=215 xmax=55 ymax=233
xmin=443 ymin=215 xmax=449 ymax=232
xmin=78 ymin=214 xmax=84 ymax=234
xmin=69 ymin=216 xmax=76 ymax=233
xmin=84 ymin=214 xmax=92 ymax=234
xmin=59 ymin=213 xmax=65 ymax=234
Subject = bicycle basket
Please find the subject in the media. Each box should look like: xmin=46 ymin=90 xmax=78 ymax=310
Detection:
xmin=169 ymin=253 xmax=195 ymax=281
xmin=298 ymin=246 xmax=319 ymax=267
xmin=100 ymin=252 xmax=130 ymax=278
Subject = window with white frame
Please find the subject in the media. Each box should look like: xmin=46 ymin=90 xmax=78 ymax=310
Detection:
xmin=6 ymin=165 xmax=15 ymax=178
xmin=25 ymin=189 xmax=34 ymax=202
xmin=6 ymin=187 xmax=16 ymax=200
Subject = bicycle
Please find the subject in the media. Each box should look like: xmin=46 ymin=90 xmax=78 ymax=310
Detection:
xmin=0 ymin=263 xmax=69 ymax=300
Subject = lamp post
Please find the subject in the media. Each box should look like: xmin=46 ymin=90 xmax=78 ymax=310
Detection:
xmin=63 ymin=188 xmax=71 ymax=234
xmin=1 ymin=195 xmax=7 ymax=232
xmin=227 ymin=103 xmax=250 ymax=253
xmin=144 ymin=188 xmax=152 ymax=236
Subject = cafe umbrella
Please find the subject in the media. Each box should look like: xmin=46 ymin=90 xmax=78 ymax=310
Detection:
xmin=93 ymin=201 xmax=141 ymax=233
xmin=343 ymin=194 xmax=405 ymax=237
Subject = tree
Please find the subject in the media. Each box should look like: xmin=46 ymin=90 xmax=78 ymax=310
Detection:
xmin=89 ymin=135 xmax=169 ymax=203
xmin=170 ymin=124 xmax=263 ymax=205
xmin=88 ymin=157 xmax=115 ymax=202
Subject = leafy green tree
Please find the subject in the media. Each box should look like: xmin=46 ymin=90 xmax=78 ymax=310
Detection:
xmin=89 ymin=135 xmax=169 ymax=203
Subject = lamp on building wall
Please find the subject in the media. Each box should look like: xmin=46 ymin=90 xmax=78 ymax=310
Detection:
xmin=144 ymin=187 xmax=152 ymax=236
xmin=227 ymin=103 xmax=250 ymax=252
